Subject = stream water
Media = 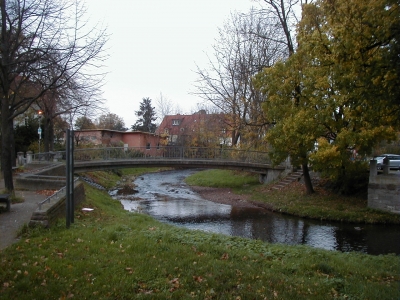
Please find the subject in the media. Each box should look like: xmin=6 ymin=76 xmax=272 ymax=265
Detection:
xmin=110 ymin=169 xmax=400 ymax=255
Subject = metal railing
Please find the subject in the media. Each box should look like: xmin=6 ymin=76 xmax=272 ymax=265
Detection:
xmin=27 ymin=146 xmax=283 ymax=167
xmin=72 ymin=146 xmax=274 ymax=165
xmin=37 ymin=178 xmax=79 ymax=211
xmin=31 ymin=151 xmax=65 ymax=162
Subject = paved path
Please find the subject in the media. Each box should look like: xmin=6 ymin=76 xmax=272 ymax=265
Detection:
xmin=0 ymin=179 xmax=47 ymax=250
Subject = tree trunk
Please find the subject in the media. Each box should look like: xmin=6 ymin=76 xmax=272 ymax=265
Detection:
xmin=302 ymin=163 xmax=314 ymax=194
xmin=10 ymin=119 xmax=15 ymax=167
xmin=1 ymin=101 xmax=14 ymax=192
xmin=232 ymin=130 xmax=241 ymax=146
xmin=0 ymin=1 xmax=13 ymax=191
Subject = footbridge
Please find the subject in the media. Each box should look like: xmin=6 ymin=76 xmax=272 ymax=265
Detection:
xmin=21 ymin=146 xmax=291 ymax=185
xmin=76 ymin=146 xmax=285 ymax=172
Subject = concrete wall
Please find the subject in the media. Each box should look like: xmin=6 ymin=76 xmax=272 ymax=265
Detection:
xmin=15 ymin=164 xmax=66 ymax=190
xmin=15 ymin=175 xmax=66 ymax=190
xmin=259 ymin=168 xmax=288 ymax=184
xmin=29 ymin=182 xmax=85 ymax=228
xmin=368 ymin=160 xmax=400 ymax=214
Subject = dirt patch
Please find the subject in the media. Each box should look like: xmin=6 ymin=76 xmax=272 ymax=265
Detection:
xmin=190 ymin=186 xmax=262 ymax=209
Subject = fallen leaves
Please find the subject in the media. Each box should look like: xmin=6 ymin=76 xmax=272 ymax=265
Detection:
xmin=193 ymin=275 xmax=203 ymax=283
xmin=36 ymin=189 xmax=57 ymax=196
xmin=59 ymin=291 xmax=74 ymax=299
xmin=220 ymin=252 xmax=229 ymax=260
xmin=169 ymin=277 xmax=181 ymax=292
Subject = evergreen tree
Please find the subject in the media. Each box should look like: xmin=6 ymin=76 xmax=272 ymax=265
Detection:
xmin=131 ymin=98 xmax=157 ymax=132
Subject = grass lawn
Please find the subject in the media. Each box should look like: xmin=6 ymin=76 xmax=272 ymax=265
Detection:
xmin=0 ymin=169 xmax=399 ymax=299
xmin=185 ymin=169 xmax=400 ymax=224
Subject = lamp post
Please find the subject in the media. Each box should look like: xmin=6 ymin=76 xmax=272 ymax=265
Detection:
xmin=38 ymin=110 xmax=43 ymax=154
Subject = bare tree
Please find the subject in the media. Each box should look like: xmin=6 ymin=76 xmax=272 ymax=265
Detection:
xmin=193 ymin=10 xmax=286 ymax=147
xmin=0 ymin=0 xmax=108 ymax=191
xmin=257 ymin=0 xmax=304 ymax=56
xmin=36 ymin=74 xmax=106 ymax=152
xmin=155 ymin=92 xmax=173 ymax=121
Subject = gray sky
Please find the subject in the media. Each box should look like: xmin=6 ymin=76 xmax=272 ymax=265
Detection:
xmin=85 ymin=0 xmax=256 ymax=127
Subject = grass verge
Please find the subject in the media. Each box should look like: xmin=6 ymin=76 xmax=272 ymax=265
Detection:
xmin=0 ymin=177 xmax=399 ymax=299
xmin=185 ymin=169 xmax=400 ymax=224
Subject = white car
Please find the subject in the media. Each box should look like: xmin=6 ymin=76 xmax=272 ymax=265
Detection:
xmin=375 ymin=154 xmax=400 ymax=170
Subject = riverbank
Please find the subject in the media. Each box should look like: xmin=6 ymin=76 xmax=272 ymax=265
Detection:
xmin=185 ymin=169 xmax=400 ymax=224
xmin=1 ymin=178 xmax=399 ymax=299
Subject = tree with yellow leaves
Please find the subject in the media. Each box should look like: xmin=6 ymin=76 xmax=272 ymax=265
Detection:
xmin=255 ymin=0 xmax=399 ymax=194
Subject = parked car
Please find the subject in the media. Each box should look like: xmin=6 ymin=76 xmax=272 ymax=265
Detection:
xmin=374 ymin=154 xmax=400 ymax=170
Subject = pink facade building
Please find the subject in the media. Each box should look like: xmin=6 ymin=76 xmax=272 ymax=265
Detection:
xmin=73 ymin=111 xmax=231 ymax=150
xmin=74 ymin=129 xmax=163 ymax=149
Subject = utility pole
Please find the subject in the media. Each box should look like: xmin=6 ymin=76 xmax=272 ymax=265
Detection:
xmin=38 ymin=110 xmax=43 ymax=154
xmin=66 ymin=129 xmax=74 ymax=228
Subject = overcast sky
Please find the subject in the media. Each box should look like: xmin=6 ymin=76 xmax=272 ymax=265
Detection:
xmin=85 ymin=0 xmax=257 ymax=128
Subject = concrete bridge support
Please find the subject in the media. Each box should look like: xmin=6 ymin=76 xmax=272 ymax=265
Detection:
xmin=368 ymin=159 xmax=400 ymax=214
xmin=259 ymin=168 xmax=287 ymax=184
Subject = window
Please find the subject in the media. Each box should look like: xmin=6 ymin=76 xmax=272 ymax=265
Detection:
xmin=172 ymin=119 xmax=180 ymax=125
xmin=146 ymin=143 xmax=150 ymax=150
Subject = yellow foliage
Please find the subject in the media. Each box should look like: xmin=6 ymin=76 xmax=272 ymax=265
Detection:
xmin=253 ymin=0 xmax=399 ymax=186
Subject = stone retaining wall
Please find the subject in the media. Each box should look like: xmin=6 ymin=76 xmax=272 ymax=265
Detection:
xmin=29 ymin=182 xmax=85 ymax=228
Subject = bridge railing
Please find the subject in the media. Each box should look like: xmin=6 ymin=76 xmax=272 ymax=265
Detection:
xmin=73 ymin=146 xmax=275 ymax=165
xmin=30 ymin=151 xmax=65 ymax=163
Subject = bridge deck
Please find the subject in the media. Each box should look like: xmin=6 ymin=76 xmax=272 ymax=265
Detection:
xmin=28 ymin=146 xmax=288 ymax=174
xmin=73 ymin=158 xmax=284 ymax=174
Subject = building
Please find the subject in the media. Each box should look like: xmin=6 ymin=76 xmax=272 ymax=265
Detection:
xmin=156 ymin=110 xmax=232 ymax=147
xmin=73 ymin=129 xmax=163 ymax=149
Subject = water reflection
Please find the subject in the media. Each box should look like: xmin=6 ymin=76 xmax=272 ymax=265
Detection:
xmin=114 ymin=169 xmax=400 ymax=255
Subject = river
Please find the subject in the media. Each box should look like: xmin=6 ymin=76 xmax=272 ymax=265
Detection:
xmin=110 ymin=169 xmax=400 ymax=255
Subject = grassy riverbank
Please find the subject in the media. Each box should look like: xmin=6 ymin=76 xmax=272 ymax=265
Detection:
xmin=0 ymin=173 xmax=400 ymax=299
xmin=0 ymin=169 xmax=399 ymax=299
xmin=185 ymin=169 xmax=400 ymax=224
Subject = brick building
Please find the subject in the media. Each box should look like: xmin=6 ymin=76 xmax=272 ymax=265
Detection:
xmin=156 ymin=110 xmax=232 ymax=147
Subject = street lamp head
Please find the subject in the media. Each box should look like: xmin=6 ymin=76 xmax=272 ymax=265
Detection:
xmin=38 ymin=110 xmax=43 ymax=116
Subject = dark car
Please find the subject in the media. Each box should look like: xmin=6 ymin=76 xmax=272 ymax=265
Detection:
xmin=374 ymin=154 xmax=400 ymax=170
